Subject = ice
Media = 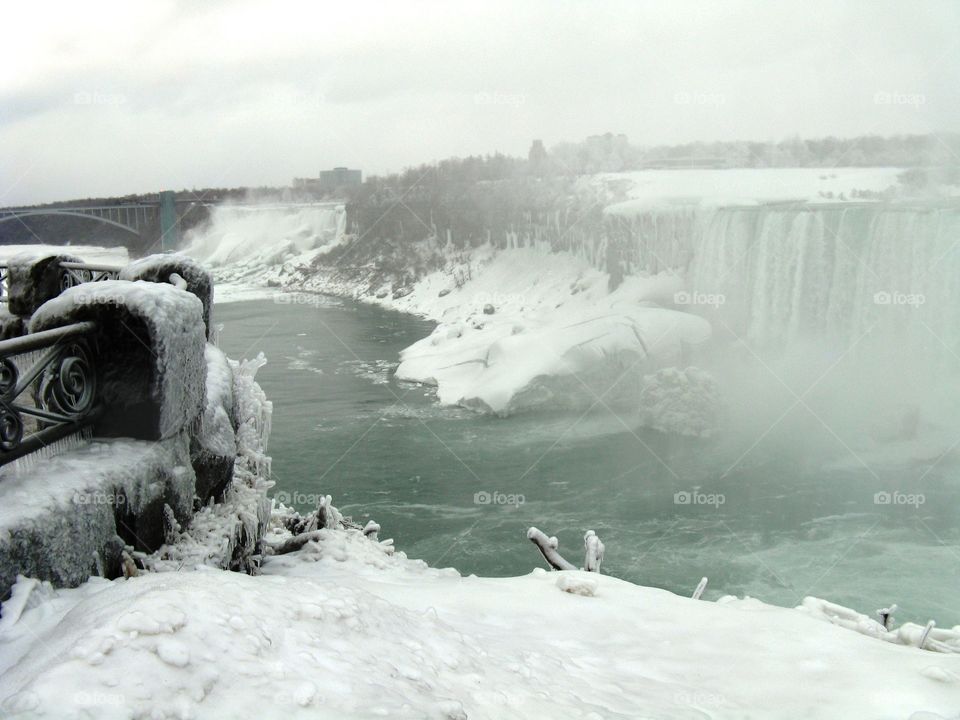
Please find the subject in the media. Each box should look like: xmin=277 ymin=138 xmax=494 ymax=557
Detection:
xmin=395 ymin=248 xmax=710 ymax=415
xmin=30 ymin=280 xmax=207 ymax=439
xmin=3 ymin=516 xmax=959 ymax=719
xmin=197 ymin=344 xmax=236 ymax=458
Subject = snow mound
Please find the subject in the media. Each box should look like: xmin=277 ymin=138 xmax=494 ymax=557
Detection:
xmin=395 ymin=249 xmax=710 ymax=415
xmin=556 ymin=572 xmax=598 ymax=596
xmin=3 ymin=536 xmax=960 ymax=719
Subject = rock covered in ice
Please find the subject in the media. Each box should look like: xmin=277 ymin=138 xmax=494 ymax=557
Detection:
xmin=30 ymin=280 xmax=207 ymax=440
xmin=197 ymin=344 xmax=236 ymax=457
xmin=5 ymin=251 xmax=83 ymax=317
xmin=120 ymin=254 xmax=215 ymax=337
xmin=0 ymin=434 xmax=196 ymax=597
xmin=638 ymin=366 xmax=721 ymax=437
xmin=190 ymin=344 xmax=237 ymax=503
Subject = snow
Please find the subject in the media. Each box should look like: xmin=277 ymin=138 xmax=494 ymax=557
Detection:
xmin=0 ymin=245 xmax=128 ymax=267
xmin=197 ymin=344 xmax=236 ymax=458
xmin=0 ymin=434 xmax=195 ymax=596
xmin=30 ymin=280 xmax=208 ymax=439
xmin=592 ymin=167 xmax=907 ymax=213
xmin=143 ymin=352 xmax=272 ymax=575
xmin=393 ymin=248 xmax=710 ymax=414
xmin=183 ymin=202 xmax=345 ymax=282
xmin=2 ymin=516 xmax=959 ymax=719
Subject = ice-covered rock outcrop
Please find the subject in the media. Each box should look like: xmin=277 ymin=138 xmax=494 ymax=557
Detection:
xmin=394 ymin=249 xmax=710 ymax=415
xmin=30 ymin=280 xmax=207 ymax=440
xmin=120 ymin=254 xmax=215 ymax=337
xmin=5 ymin=251 xmax=83 ymax=317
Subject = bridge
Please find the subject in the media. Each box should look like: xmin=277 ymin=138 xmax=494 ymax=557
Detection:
xmin=0 ymin=190 xmax=182 ymax=250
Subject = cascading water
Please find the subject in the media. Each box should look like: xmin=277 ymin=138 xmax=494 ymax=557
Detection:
xmin=184 ymin=202 xmax=346 ymax=284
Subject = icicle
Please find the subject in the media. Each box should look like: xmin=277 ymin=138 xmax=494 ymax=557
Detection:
xmin=92 ymin=550 xmax=104 ymax=578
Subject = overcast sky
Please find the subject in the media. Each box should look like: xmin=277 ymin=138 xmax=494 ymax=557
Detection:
xmin=2 ymin=0 xmax=957 ymax=205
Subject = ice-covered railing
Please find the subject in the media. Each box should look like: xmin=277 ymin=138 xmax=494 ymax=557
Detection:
xmin=0 ymin=253 xmax=217 ymax=469
xmin=0 ymin=320 xmax=98 ymax=466
xmin=59 ymin=261 xmax=122 ymax=289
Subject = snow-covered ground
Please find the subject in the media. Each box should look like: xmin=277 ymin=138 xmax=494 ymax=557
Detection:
xmin=2 ymin=511 xmax=959 ymax=719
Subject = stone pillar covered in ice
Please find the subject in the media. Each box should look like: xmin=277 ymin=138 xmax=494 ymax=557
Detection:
xmin=30 ymin=280 xmax=207 ymax=441
xmin=120 ymin=254 xmax=215 ymax=338
xmin=5 ymin=252 xmax=83 ymax=318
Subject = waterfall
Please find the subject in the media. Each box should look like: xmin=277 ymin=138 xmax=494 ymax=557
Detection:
xmin=184 ymin=202 xmax=346 ymax=271
xmin=600 ymin=203 xmax=960 ymax=370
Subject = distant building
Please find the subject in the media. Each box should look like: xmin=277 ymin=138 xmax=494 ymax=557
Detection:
xmin=292 ymin=167 xmax=362 ymax=196
xmin=320 ymin=167 xmax=362 ymax=192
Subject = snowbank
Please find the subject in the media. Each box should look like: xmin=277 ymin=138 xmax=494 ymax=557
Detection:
xmin=391 ymin=248 xmax=709 ymax=414
xmin=1 ymin=519 xmax=958 ymax=719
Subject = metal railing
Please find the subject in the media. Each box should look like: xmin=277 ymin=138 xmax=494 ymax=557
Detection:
xmin=0 ymin=321 xmax=99 ymax=466
xmin=0 ymin=261 xmax=122 ymax=304
xmin=59 ymin=261 xmax=122 ymax=291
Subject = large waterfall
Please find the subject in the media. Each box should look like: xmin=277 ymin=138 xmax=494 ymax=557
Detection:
xmin=184 ymin=202 xmax=346 ymax=280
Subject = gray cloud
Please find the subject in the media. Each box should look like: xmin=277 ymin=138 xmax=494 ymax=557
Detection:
xmin=1 ymin=0 xmax=957 ymax=205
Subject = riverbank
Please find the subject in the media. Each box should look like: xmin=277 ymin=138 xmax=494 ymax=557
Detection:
xmin=3 ymin=495 xmax=959 ymax=719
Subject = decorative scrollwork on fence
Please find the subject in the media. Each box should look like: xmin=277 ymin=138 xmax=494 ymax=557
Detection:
xmin=60 ymin=263 xmax=121 ymax=292
xmin=0 ymin=321 xmax=99 ymax=466
xmin=38 ymin=341 xmax=96 ymax=419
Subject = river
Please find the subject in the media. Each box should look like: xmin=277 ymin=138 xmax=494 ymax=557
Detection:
xmin=216 ymin=294 xmax=960 ymax=626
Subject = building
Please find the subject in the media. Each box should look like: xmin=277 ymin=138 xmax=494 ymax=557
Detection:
xmin=292 ymin=167 xmax=362 ymax=196
xmin=320 ymin=167 xmax=362 ymax=192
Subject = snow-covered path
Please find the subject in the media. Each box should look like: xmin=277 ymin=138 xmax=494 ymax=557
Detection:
xmin=2 ymin=527 xmax=958 ymax=719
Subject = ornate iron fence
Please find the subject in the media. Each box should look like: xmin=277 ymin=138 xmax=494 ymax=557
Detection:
xmin=0 ymin=321 xmax=99 ymax=466
xmin=0 ymin=261 xmax=121 ymax=304
xmin=59 ymin=261 xmax=121 ymax=290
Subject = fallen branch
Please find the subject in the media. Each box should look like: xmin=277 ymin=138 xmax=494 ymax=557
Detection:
xmin=527 ymin=527 xmax=577 ymax=571
xmin=266 ymin=531 xmax=324 ymax=556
